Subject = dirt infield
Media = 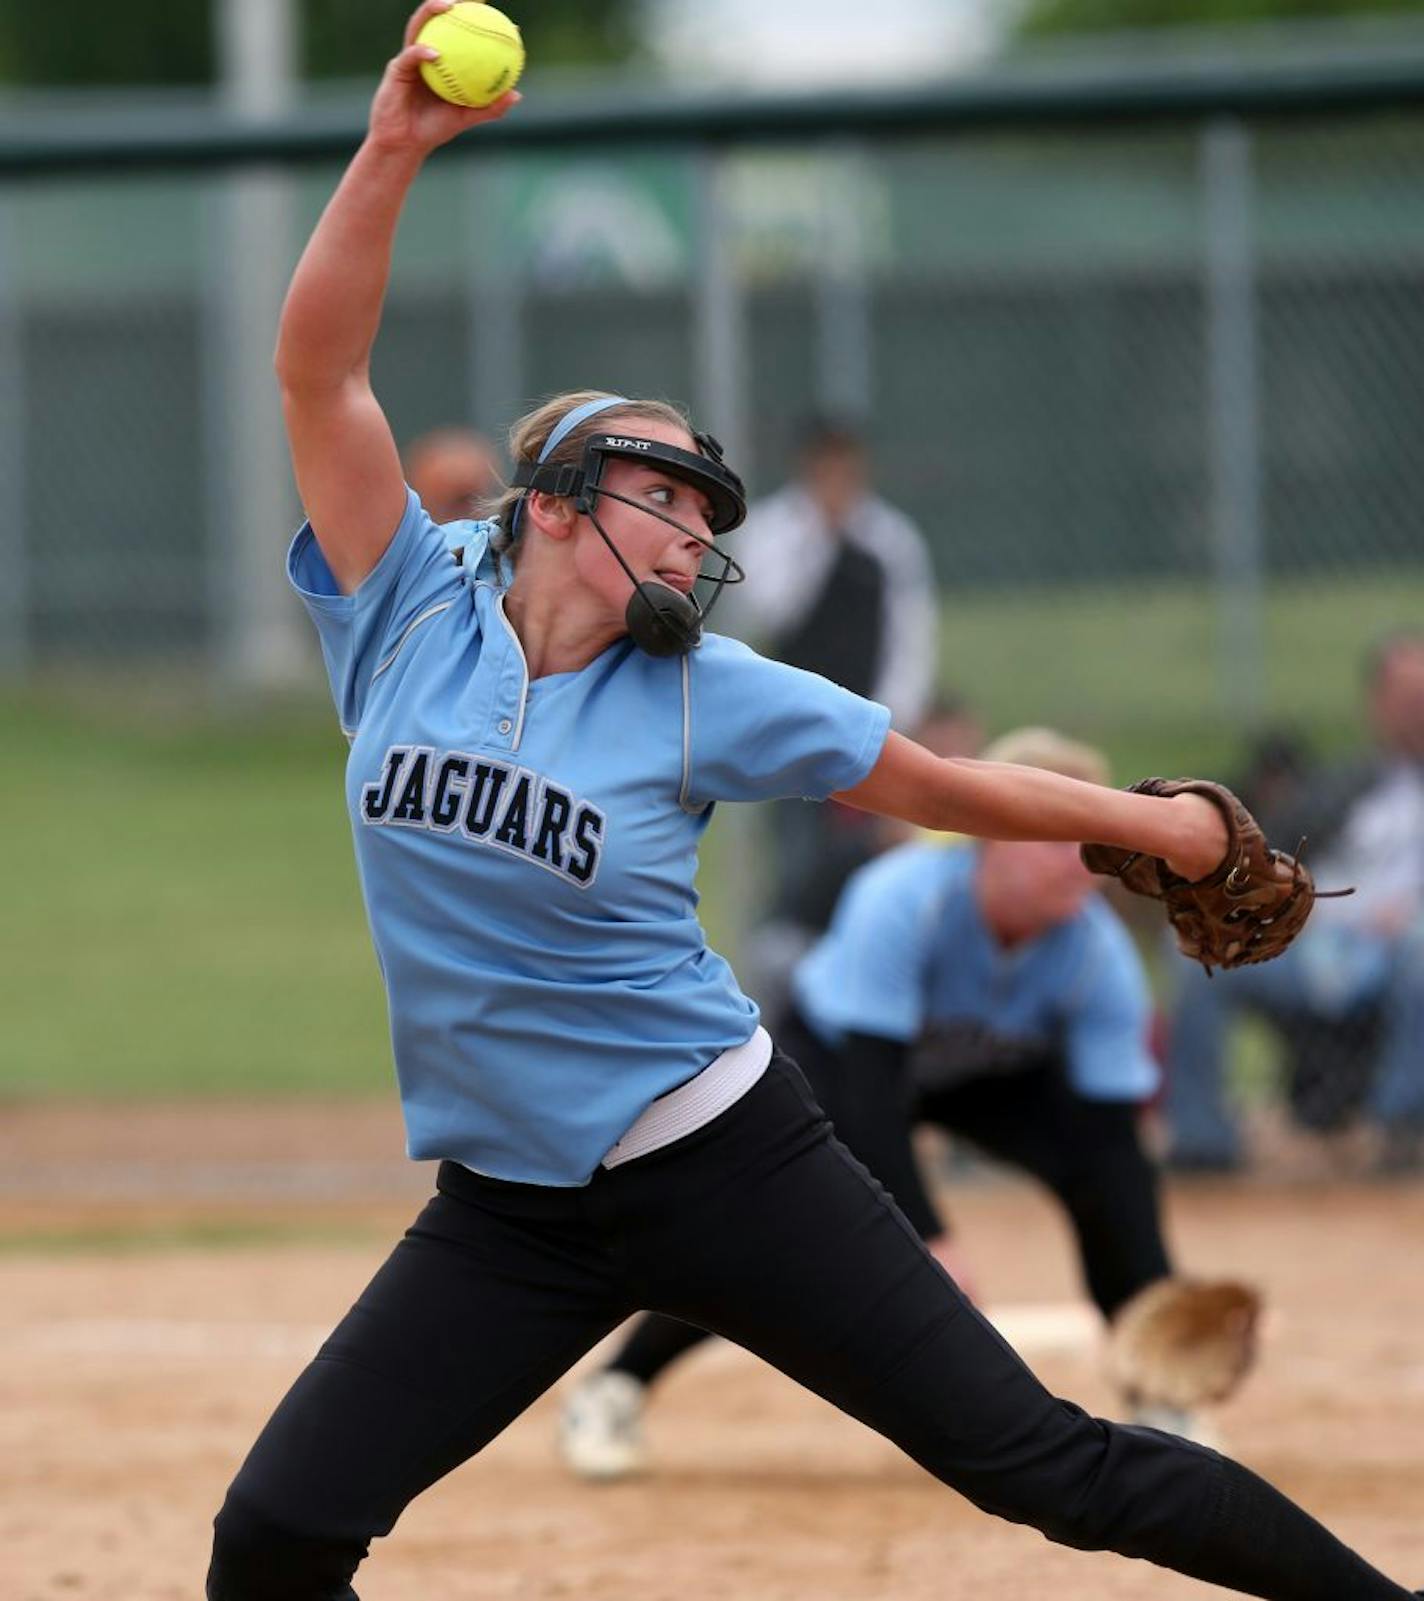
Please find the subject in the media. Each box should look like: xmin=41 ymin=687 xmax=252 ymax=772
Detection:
xmin=2 ymin=1101 xmax=1422 ymax=1600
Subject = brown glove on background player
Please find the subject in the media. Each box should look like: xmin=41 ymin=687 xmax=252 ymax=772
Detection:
xmin=1107 ymin=1277 xmax=1262 ymax=1421
xmin=1083 ymin=783 xmax=1281 ymax=1433
xmin=1081 ymin=778 xmax=1350 ymax=974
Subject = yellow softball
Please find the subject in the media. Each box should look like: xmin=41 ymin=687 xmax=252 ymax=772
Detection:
xmin=417 ymin=4 xmax=525 ymax=109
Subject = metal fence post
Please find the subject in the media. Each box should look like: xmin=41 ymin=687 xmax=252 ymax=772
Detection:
xmin=815 ymin=139 xmax=874 ymax=422
xmin=691 ymin=147 xmax=755 ymax=959
xmin=693 ymin=150 xmax=749 ymax=475
xmin=1202 ymin=117 xmax=1265 ymax=725
xmin=466 ymin=158 xmax=525 ymax=444
xmin=0 ymin=193 xmax=28 ymax=678
xmin=207 ymin=0 xmax=306 ymax=694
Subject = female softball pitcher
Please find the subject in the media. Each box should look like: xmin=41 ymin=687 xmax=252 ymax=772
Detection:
xmin=206 ymin=6 xmax=1421 ymax=1597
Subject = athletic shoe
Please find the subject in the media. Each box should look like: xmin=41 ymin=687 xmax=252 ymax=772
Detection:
xmin=558 ymin=1370 xmax=649 ymax=1482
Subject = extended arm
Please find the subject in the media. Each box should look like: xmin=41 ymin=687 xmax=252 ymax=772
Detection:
xmin=836 ymin=733 xmax=1228 ymax=883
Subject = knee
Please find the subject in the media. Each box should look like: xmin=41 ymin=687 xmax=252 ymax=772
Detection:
xmin=949 ymin=1403 xmax=1115 ymax=1550
xmin=207 ymin=1491 xmax=364 ymax=1601
xmin=968 ymin=1407 xmax=1208 ymax=1559
xmin=1011 ymin=1415 xmax=1127 ymax=1553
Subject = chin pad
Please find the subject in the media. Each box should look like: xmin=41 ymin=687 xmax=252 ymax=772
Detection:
xmin=625 ymin=582 xmax=702 ymax=657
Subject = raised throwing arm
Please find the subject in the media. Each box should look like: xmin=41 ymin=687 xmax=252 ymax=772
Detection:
xmin=274 ymin=1 xmax=518 ymax=593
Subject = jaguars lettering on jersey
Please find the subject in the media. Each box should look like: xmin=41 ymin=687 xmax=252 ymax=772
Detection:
xmin=288 ymin=490 xmax=888 ymax=1183
xmin=362 ymin=744 xmax=605 ymax=887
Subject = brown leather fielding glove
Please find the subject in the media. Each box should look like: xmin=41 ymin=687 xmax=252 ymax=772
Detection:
xmin=1106 ymin=1277 xmax=1262 ymax=1412
xmin=1081 ymin=777 xmax=1331 ymax=974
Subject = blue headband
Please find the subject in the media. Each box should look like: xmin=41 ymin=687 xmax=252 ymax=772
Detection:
xmin=538 ymin=394 xmax=632 ymax=463
xmin=509 ymin=394 xmax=631 ymax=538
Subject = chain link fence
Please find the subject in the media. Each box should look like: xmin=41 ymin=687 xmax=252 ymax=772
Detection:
xmin=3 ymin=95 xmax=1422 ymax=748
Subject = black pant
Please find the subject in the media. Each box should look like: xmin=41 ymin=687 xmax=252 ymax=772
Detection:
xmin=613 ymin=1031 xmax=1169 ymax=1392
xmin=917 ymin=1064 xmax=1172 ymax=1318
xmin=208 ymin=1055 xmax=1411 ymax=1601
xmin=611 ymin=1054 xmax=1173 ymax=1393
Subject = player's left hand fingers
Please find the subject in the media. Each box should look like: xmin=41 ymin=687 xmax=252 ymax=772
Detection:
xmin=404 ymin=0 xmax=459 ymax=50
xmin=385 ymin=41 xmax=443 ymax=84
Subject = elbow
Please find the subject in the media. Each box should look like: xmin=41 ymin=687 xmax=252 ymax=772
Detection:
xmin=272 ymin=307 xmax=300 ymax=389
xmin=273 ymin=338 xmax=320 ymax=397
xmin=838 ymin=735 xmax=974 ymax=834
xmin=272 ymin=338 xmax=305 ymax=397
xmin=273 ymin=364 xmax=309 ymax=414
xmin=272 ymin=313 xmax=354 ymax=398
xmin=924 ymin=755 xmax=981 ymax=834
xmin=273 ymin=351 xmax=357 ymax=406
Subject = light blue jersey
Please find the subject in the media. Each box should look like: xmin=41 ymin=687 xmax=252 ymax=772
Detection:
xmin=289 ymin=488 xmax=891 ymax=1184
xmin=793 ymin=842 xmax=1158 ymax=1101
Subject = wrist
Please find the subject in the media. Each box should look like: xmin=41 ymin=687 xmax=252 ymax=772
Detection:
xmin=1162 ymin=793 xmax=1228 ymax=882
xmin=356 ymin=134 xmax=430 ymax=176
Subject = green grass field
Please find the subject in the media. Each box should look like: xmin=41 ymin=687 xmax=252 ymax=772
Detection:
xmin=3 ymin=570 xmax=1416 ymax=1099
xmin=938 ymin=571 xmax=1422 ymax=776
xmin=2 ymin=693 xmax=394 ymax=1096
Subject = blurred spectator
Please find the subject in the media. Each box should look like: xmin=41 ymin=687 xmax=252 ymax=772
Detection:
xmin=1231 ymin=726 xmax=1314 ymax=828
xmin=724 ymin=416 xmax=938 ymax=727
xmin=913 ymin=694 xmax=986 ymax=765
xmin=1166 ymin=631 xmax=1424 ymax=1175
xmin=403 ymin=427 xmax=499 ymax=524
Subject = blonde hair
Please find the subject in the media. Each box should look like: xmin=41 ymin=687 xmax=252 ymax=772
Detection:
xmin=484 ymin=390 xmax=693 ymax=572
xmin=978 ymin=726 xmax=1111 ymax=787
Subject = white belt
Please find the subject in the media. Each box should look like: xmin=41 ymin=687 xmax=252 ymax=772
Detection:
xmin=601 ymin=1026 xmax=773 ymax=1169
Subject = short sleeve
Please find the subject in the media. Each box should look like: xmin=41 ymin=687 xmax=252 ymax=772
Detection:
xmin=792 ymin=845 xmax=946 ymax=1045
xmin=685 ymin=633 xmax=890 ymax=806
xmin=1061 ymin=903 xmax=1160 ymax=1102
xmin=286 ymin=487 xmax=475 ymax=736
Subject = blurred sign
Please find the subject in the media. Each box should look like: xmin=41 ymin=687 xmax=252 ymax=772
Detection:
xmin=505 ymin=150 xmax=890 ymax=288
xmin=510 ymin=156 xmax=691 ymax=289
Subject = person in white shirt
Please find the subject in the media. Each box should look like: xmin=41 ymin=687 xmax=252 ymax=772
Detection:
xmin=724 ymin=417 xmax=938 ymax=728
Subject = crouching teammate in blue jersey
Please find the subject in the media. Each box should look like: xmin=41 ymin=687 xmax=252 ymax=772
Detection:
xmin=205 ymin=7 xmax=1421 ymax=1598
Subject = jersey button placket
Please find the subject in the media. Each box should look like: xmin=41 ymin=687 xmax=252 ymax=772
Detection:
xmin=491 ymin=591 xmax=529 ymax=752
xmin=493 ymin=651 xmax=523 ymax=748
